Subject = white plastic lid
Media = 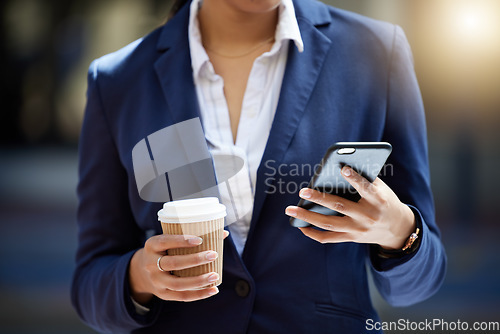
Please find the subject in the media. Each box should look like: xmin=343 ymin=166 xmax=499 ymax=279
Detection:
xmin=157 ymin=197 xmax=227 ymax=223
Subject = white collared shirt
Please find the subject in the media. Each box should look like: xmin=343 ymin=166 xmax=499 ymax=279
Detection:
xmin=188 ymin=0 xmax=303 ymax=255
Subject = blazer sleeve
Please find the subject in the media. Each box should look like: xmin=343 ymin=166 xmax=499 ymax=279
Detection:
xmin=368 ymin=25 xmax=447 ymax=307
xmin=71 ymin=60 xmax=162 ymax=333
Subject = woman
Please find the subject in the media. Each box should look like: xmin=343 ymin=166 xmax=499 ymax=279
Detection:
xmin=71 ymin=0 xmax=446 ymax=332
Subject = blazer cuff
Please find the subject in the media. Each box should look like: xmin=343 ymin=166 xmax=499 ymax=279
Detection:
xmin=369 ymin=205 xmax=424 ymax=271
xmin=123 ymin=251 xmax=163 ymax=326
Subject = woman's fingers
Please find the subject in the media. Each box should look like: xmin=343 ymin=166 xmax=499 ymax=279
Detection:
xmin=157 ymin=286 xmax=220 ymax=302
xmin=158 ymin=250 xmax=218 ymax=272
xmin=298 ymin=227 xmax=352 ymax=244
xmin=286 ymin=206 xmax=352 ymax=232
xmin=146 ymin=231 xmax=228 ymax=255
xmin=136 ymin=232 xmax=230 ymax=302
xmin=156 ymin=271 xmax=220 ymax=292
xmin=340 ymin=166 xmax=378 ymax=201
xmin=288 ymin=167 xmax=416 ymax=248
xmin=145 ymin=234 xmax=203 ymax=253
xmin=297 ymin=188 xmax=364 ymax=220
xmin=154 ymin=252 xmax=222 ymax=299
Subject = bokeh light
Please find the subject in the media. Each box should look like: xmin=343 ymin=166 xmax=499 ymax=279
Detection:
xmin=448 ymin=0 xmax=500 ymax=49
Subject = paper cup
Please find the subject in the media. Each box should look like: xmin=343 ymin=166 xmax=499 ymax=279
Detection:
xmin=158 ymin=197 xmax=226 ymax=287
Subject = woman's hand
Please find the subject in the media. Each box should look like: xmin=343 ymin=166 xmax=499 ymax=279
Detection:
xmin=285 ymin=166 xmax=415 ymax=250
xmin=128 ymin=230 xmax=229 ymax=305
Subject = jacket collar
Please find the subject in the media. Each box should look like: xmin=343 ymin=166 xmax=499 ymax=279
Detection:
xmin=154 ymin=3 xmax=200 ymax=125
xmin=153 ymin=0 xmax=332 ymax=122
xmin=188 ymin=0 xmax=305 ymax=80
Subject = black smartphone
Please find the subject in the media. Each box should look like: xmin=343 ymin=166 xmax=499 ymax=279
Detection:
xmin=289 ymin=142 xmax=392 ymax=228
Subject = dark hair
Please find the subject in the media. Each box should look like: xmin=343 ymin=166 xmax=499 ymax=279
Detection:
xmin=169 ymin=0 xmax=190 ymax=19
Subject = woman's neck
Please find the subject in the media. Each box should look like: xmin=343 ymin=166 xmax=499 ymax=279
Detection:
xmin=198 ymin=0 xmax=279 ymax=53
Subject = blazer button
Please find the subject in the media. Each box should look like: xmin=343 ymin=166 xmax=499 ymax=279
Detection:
xmin=235 ymin=279 xmax=250 ymax=298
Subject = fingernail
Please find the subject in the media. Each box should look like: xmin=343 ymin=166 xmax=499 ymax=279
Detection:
xmin=299 ymin=188 xmax=312 ymax=199
xmin=208 ymin=273 xmax=219 ymax=283
xmin=188 ymin=237 xmax=203 ymax=245
xmin=342 ymin=167 xmax=351 ymax=176
xmin=206 ymin=251 xmax=218 ymax=261
xmin=208 ymin=287 xmax=219 ymax=296
xmin=285 ymin=207 xmax=297 ymax=217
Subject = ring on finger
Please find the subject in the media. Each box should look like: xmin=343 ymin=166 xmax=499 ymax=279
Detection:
xmin=157 ymin=255 xmax=166 ymax=272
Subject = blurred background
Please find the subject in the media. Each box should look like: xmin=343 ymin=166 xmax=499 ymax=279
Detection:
xmin=0 ymin=0 xmax=499 ymax=333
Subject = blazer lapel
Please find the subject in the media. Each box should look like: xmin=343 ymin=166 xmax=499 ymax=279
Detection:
xmin=154 ymin=5 xmax=200 ymax=124
xmin=244 ymin=3 xmax=333 ymax=255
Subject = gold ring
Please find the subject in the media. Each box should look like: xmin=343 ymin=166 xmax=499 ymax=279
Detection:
xmin=157 ymin=255 xmax=166 ymax=272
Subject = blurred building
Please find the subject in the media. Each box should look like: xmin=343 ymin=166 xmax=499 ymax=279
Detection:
xmin=1 ymin=0 xmax=171 ymax=145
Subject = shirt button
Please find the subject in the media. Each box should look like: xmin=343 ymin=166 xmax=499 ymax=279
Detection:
xmin=235 ymin=279 xmax=250 ymax=297
xmin=247 ymin=109 xmax=257 ymax=118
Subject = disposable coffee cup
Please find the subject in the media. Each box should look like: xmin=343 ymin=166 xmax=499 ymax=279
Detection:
xmin=158 ymin=197 xmax=226 ymax=287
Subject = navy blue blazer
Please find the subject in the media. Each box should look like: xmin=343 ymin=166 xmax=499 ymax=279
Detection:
xmin=71 ymin=0 xmax=446 ymax=333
